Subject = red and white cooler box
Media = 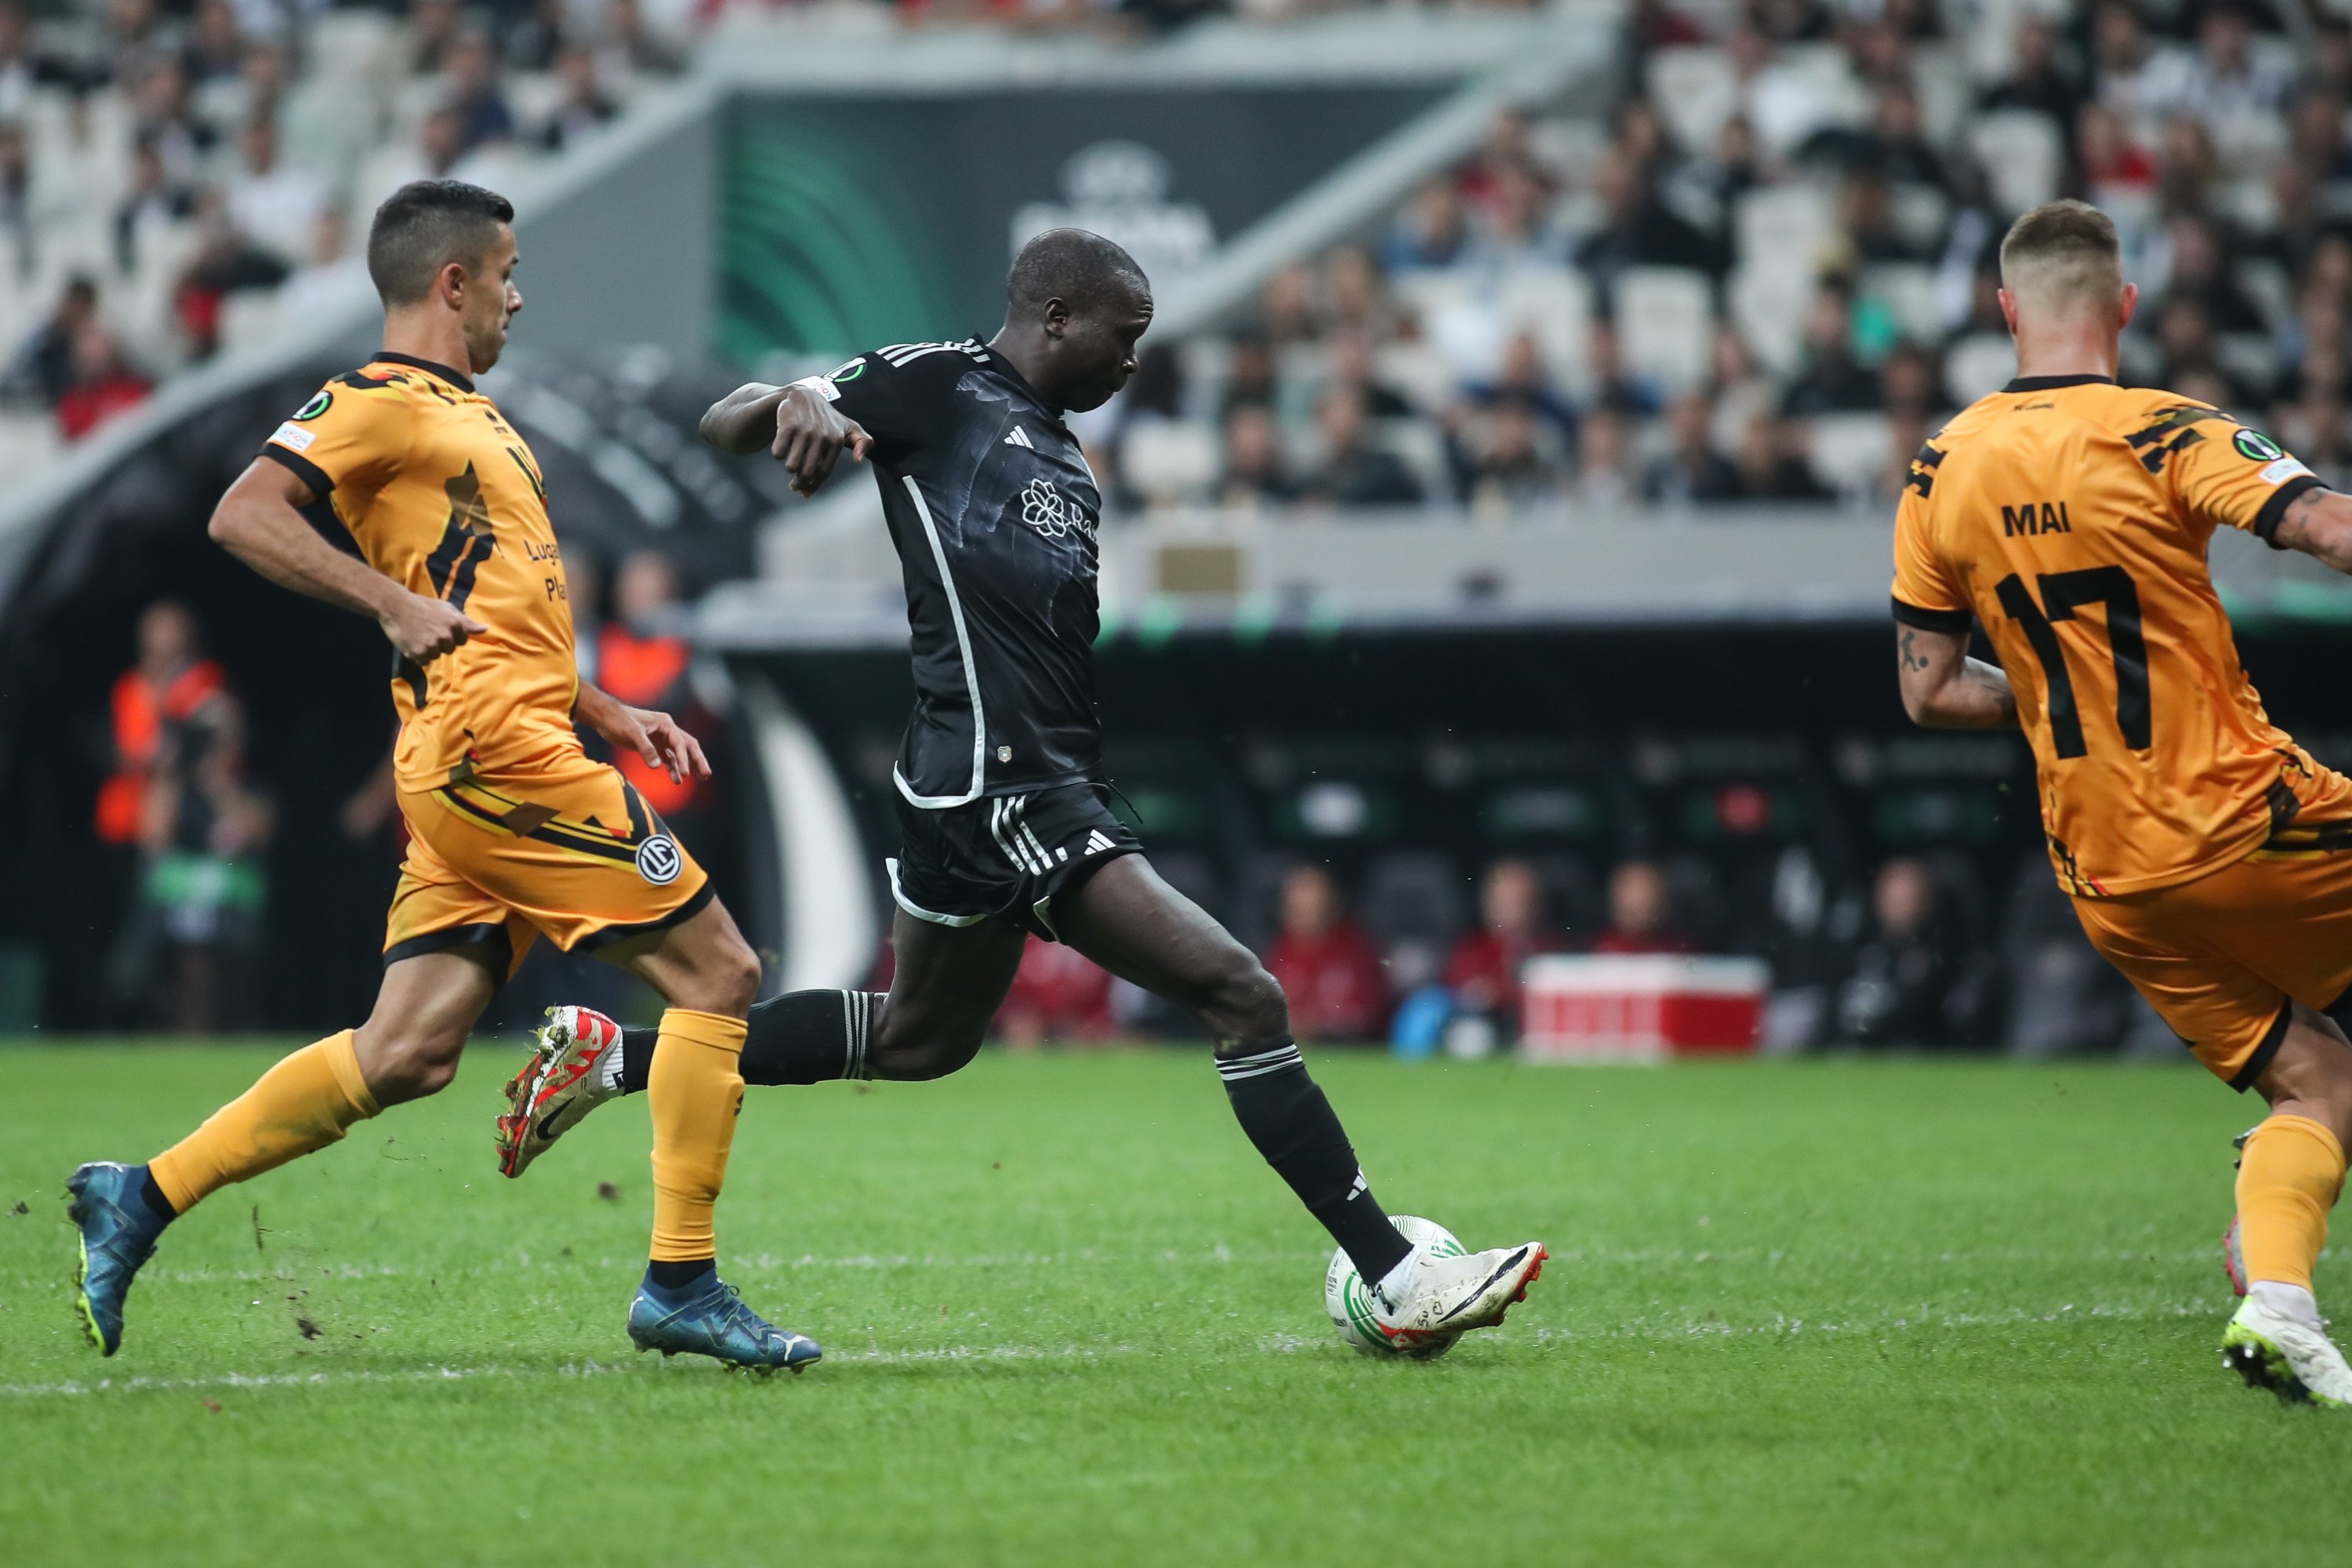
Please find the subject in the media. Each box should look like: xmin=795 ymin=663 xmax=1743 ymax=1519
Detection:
xmin=1519 ymin=954 xmax=1768 ymax=1062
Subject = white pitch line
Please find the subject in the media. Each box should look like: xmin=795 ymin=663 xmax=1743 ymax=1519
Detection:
xmin=0 ymin=1345 xmax=1134 ymax=1399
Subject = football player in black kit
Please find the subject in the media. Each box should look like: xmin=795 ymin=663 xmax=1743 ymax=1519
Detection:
xmin=500 ymin=229 xmax=1546 ymax=1350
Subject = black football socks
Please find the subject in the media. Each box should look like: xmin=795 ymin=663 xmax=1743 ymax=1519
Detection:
xmin=1216 ymin=1038 xmax=1413 ymax=1283
xmin=620 ymin=989 xmax=883 ymax=1093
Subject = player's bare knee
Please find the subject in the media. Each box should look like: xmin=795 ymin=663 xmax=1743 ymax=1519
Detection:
xmin=1202 ymin=959 xmax=1289 ymax=1047
xmin=354 ymin=1022 xmax=466 ymax=1104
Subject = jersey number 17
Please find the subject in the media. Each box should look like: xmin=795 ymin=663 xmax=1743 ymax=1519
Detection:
xmin=1994 ymin=567 xmax=2152 ymax=758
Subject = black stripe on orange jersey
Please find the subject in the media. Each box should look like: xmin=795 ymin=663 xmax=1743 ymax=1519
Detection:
xmin=258 ymin=443 xmax=336 ymax=499
xmin=1906 ymin=443 xmax=1944 ymax=497
xmin=424 ymin=464 xmax=497 ymax=614
xmin=2139 ymin=427 xmax=2205 ymax=474
xmin=2253 ymin=474 xmax=2325 ymax=543
xmin=2124 ymin=407 xmax=2234 ymax=448
xmin=1890 ymin=595 xmax=1971 ymax=634
xmin=374 ymin=350 xmax=474 ymax=393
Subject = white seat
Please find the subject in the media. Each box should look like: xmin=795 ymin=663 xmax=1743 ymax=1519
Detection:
xmin=1807 ymin=412 xmax=1893 ymax=499
xmin=1120 ymin=418 xmax=1220 ymax=507
xmin=1495 ymin=266 xmax=1592 ymax=397
xmin=1862 ymin=263 xmax=1944 ymax=346
xmin=1734 ymin=184 xmax=1835 ymax=278
xmin=1644 ymin=46 xmax=1733 ymax=154
xmin=1945 ymin=332 xmax=2018 ymax=405
xmin=217 ymin=290 xmax=285 ymax=355
xmin=1969 ymin=111 xmax=2063 ymax=215
xmin=1615 ymin=266 xmax=1714 ymax=393
xmin=1730 ymin=263 xmax=1809 ymax=378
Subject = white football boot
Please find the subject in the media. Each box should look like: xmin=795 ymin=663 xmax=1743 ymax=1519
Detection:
xmin=496 ymin=1007 xmax=625 ymax=1178
xmin=1369 ymin=1236 xmax=1548 ymax=1348
xmin=2221 ymin=1289 xmax=2352 ymax=1407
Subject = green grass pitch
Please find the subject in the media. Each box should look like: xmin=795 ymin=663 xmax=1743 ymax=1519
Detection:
xmin=0 ymin=1043 xmax=2343 ymax=1566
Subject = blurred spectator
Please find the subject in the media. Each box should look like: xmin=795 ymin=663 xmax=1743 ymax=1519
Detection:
xmin=2153 ymin=295 xmax=2260 ymax=409
xmin=2152 ymin=214 xmax=2266 ymax=334
xmin=133 ymin=56 xmax=217 ymax=187
xmin=1265 ymin=865 xmax=1388 ymax=1043
xmin=1327 ymin=326 xmax=1413 ymax=418
xmin=506 ymin=0 xmax=573 ymax=74
xmin=2142 ymin=1 xmax=2289 ymax=129
xmin=103 ymin=603 xmax=270 ymax=1034
xmin=1645 ymin=390 xmax=1743 ymax=503
xmin=996 ymin=937 xmax=1115 ymax=1047
xmin=1584 ymin=317 xmax=1664 ymax=417
xmin=1220 ymin=333 xmax=1276 ymax=416
xmin=4 ymin=274 xmax=97 ymax=407
xmin=443 ymin=28 xmax=516 ymax=154
xmin=1441 ymin=858 xmax=1566 ymax=1046
xmin=1693 ymin=24 xmax=1834 ymax=159
xmin=1455 ymin=400 xmax=1563 ymax=514
xmin=539 ymin=43 xmax=619 ymax=152
xmin=96 ymin=602 xmax=223 ymax=851
xmin=0 ymin=3 xmax=67 ymax=121
xmin=1465 ymin=329 xmax=1577 ymax=443
xmin=1469 ymin=162 xmax=1561 ymax=275
xmin=1836 ymin=857 xmax=1951 ymax=1045
xmin=597 ymin=0 xmax=687 ymax=80
xmin=1385 ymin=178 xmax=1469 ymax=273
xmin=224 ymin=116 xmax=325 ymax=268
xmin=1780 ymin=284 xmax=1882 ymax=416
xmin=1879 ymin=343 xmax=1941 ymax=424
xmin=1574 ymin=148 xmax=1718 ymax=306
xmin=56 ymin=320 xmax=151 ymax=439
xmin=408 ymin=0 xmax=462 ymax=75
xmin=2077 ymin=103 xmax=2157 ymax=212
xmin=1216 ymin=404 xmax=1293 ymax=510
xmin=0 ymin=118 xmax=31 ymax=278
xmin=114 ymin=136 xmax=193 ymax=274
xmin=1592 ymin=859 xmax=1693 ymax=955
xmin=2091 ymin=0 xmax=2161 ymax=124
xmin=1736 ymin=411 xmax=1835 ymax=501
xmin=183 ymin=0 xmax=243 ymax=88
xmin=1980 ymin=15 xmax=2084 ymax=125
xmin=598 ymin=550 xmax=715 ymax=827
xmin=1570 ymin=406 xmax=1637 ymax=510
xmin=1301 ymin=384 xmax=1421 ymax=508
xmin=1259 ymin=260 xmax=1315 ymax=344
xmin=1810 ymin=83 xmax=1949 ymax=194
xmin=174 ymin=188 xmax=289 ymax=359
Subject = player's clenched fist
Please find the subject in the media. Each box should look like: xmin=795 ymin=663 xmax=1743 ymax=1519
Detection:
xmin=379 ymin=591 xmax=488 ymax=662
xmin=770 ymin=383 xmax=871 ymax=498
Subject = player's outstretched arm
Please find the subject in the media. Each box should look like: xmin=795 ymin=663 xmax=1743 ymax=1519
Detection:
xmin=1896 ymin=623 xmax=2018 ymax=730
xmin=699 ymin=381 xmax=869 ymax=496
xmin=2270 ymin=488 xmax=2352 ymax=575
xmin=208 ymin=458 xmax=485 ymax=663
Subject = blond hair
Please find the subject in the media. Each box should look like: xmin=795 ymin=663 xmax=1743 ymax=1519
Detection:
xmin=1998 ymin=200 xmax=2125 ymax=310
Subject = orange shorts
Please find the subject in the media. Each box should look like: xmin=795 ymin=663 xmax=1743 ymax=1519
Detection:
xmin=383 ymin=748 xmax=711 ymax=977
xmin=2073 ymin=811 xmax=2352 ymax=1090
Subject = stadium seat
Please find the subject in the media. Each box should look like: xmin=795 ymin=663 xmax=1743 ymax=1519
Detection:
xmin=1968 ymin=111 xmax=2063 ymax=216
xmin=1615 ymin=267 xmax=1715 ymax=394
xmin=1734 ymin=186 xmax=1836 ymax=282
xmin=1495 ymin=267 xmax=1593 ymax=398
xmin=1944 ymin=332 xmax=2017 ymax=406
xmin=1358 ymin=850 xmax=1468 ymax=991
xmin=1643 ymin=45 xmax=1733 ymax=154
xmin=1861 ymin=263 xmax=1943 ymax=347
xmin=1121 ymin=418 xmax=1220 ymax=508
xmin=1730 ymin=264 xmax=1806 ymax=378
xmin=1806 ymin=412 xmax=1893 ymax=501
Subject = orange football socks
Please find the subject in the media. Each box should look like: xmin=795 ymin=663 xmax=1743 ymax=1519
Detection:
xmin=646 ymin=1007 xmax=749 ymax=1262
xmin=2236 ymin=1114 xmax=2347 ymax=1293
xmin=147 ymin=1029 xmax=382 ymax=1215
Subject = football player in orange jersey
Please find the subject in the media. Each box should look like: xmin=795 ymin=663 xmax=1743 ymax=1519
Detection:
xmin=1893 ymin=198 xmax=2352 ymax=1405
xmin=64 ymin=180 xmax=818 ymax=1374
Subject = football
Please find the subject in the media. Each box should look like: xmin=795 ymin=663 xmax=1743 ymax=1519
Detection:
xmin=1325 ymin=1214 xmax=1465 ymax=1359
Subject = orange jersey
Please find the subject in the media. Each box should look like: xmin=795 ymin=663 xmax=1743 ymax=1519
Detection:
xmin=1890 ymin=374 xmax=2339 ymax=897
xmin=261 ymin=353 xmax=576 ymax=791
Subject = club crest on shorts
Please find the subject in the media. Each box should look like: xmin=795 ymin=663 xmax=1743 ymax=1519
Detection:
xmin=635 ymin=834 xmax=683 ymax=885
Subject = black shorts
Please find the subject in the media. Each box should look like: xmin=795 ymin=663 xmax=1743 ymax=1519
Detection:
xmin=889 ymin=782 xmax=1142 ymax=942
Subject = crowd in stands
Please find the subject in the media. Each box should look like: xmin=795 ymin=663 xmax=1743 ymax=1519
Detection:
xmin=984 ymin=842 xmax=2105 ymax=1056
xmin=1100 ymin=0 xmax=2352 ymax=515
xmin=0 ymin=0 xmax=688 ymax=450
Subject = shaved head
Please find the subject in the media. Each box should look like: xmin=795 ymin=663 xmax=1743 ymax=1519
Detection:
xmin=1007 ymin=227 xmax=1149 ymax=318
xmin=1999 ymin=199 xmax=2125 ymax=314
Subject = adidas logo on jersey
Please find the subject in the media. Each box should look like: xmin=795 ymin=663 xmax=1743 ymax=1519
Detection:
xmin=1004 ymin=426 xmax=1034 ymax=449
xmin=1083 ymin=830 xmax=1116 ymax=856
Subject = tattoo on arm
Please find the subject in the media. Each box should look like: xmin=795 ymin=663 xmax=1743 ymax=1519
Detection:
xmin=1899 ymin=628 xmax=1932 ymax=673
xmin=1961 ymin=657 xmax=2019 ymax=728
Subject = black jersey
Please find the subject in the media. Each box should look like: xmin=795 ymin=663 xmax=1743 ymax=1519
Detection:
xmin=811 ymin=338 xmax=1105 ymax=808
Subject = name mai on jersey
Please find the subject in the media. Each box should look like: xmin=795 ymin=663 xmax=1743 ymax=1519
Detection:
xmin=2001 ymin=500 xmax=2074 ymax=537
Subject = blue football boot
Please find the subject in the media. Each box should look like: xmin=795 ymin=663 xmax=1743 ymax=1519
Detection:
xmin=67 ymin=1162 xmax=170 ymax=1356
xmin=626 ymin=1272 xmax=822 ymax=1376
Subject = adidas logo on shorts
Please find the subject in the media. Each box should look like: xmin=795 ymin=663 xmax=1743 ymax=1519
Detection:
xmin=1083 ymin=830 xmax=1116 ymax=856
